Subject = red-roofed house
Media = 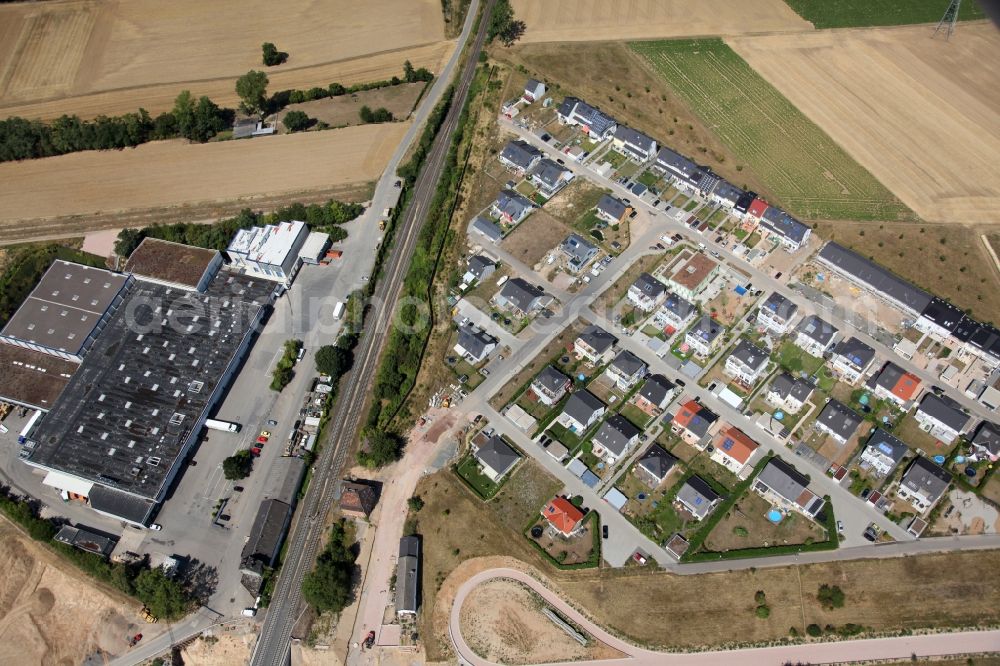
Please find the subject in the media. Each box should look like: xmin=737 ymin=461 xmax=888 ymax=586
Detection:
xmin=709 ymin=426 xmax=760 ymax=476
xmin=867 ymin=362 xmax=922 ymax=408
xmin=671 ymin=399 xmax=720 ymax=447
xmin=542 ymin=496 xmax=585 ymax=537
xmin=742 ymin=198 xmax=769 ymax=232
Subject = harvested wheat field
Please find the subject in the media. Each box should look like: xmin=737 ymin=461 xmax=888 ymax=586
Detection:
xmin=511 ymin=0 xmax=812 ymax=43
xmin=728 ymin=23 xmax=1000 ymax=225
xmin=0 ymin=124 xmax=406 ymax=224
xmin=0 ymin=518 xmax=137 ymax=664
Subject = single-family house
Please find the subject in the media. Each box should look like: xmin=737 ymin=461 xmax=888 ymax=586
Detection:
xmin=627 ymin=273 xmax=667 ymax=312
xmin=530 ymin=158 xmax=574 ymax=197
xmin=462 ymin=255 xmax=496 ymax=284
xmin=753 ymin=458 xmax=825 ymax=518
xmin=530 ymin=365 xmax=571 ymax=407
xmin=724 ymin=339 xmax=770 ymax=386
xmin=556 ymin=97 xmax=618 ymax=140
xmin=574 ymin=325 xmax=618 ymax=365
xmin=560 ymin=234 xmax=599 ymax=273
xmin=970 ymin=420 xmax=1000 ymax=460
xmin=611 ymin=125 xmax=657 ymax=162
xmin=897 ymin=456 xmax=951 ymax=513
xmin=859 ymin=428 xmax=909 ymax=478
xmin=710 ymin=180 xmax=743 ymax=211
xmin=471 ymin=435 xmax=520 ymax=482
xmin=542 ymin=496 xmax=585 ymax=537
xmin=794 ymin=315 xmax=839 ymax=357
xmin=470 ymin=215 xmax=503 ymax=243
xmin=759 ymin=207 xmax=811 ymax=252
xmin=523 ymin=79 xmax=546 ymax=102
xmin=652 ymin=292 xmax=697 ymax=335
xmin=605 ymin=349 xmax=647 ymax=391
xmin=866 ymin=362 xmax=921 ymax=408
xmin=814 ymin=399 xmax=864 ymax=445
xmin=634 ymin=374 xmax=676 ymax=416
xmin=491 ymin=189 xmax=535 ymax=225
xmin=498 ymin=139 xmax=542 ymax=174
xmin=493 ymin=278 xmax=545 ymax=316
xmin=710 ymin=426 xmax=760 ymax=476
xmin=635 ymin=444 xmax=678 ymax=487
xmin=914 ymin=393 xmax=969 ymax=443
xmin=556 ymin=390 xmax=605 ymax=433
xmin=829 ymin=337 xmax=877 ymax=385
xmin=665 ymin=253 xmax=719 ymax=301
xmin=671 ymin=399 xmax=719 ymax=447
xmin=454 ymin=323 xmax=498 ymax=364
xmin=765 ymin=373 xmax=814 ymax=414
xmin=595 ymin=194 xmax=632 ymax=225
xmin=591 ymin=414 xmax=640 ymax=465
xmin=915 ymin=297 xmax=965 ymax=340
xmin=757 ymin=292 xmax=799 ymax=335
xmin=685 ymin=314 xmax=724 ymax=357
xmin=675 ymin=475 xmax=721 ymax=521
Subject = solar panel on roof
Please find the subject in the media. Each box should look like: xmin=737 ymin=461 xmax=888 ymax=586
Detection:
xmin=722 ymin=438 xmax=734 ymax=451
xmin=877 ymin=442 xmax=893 ymax=455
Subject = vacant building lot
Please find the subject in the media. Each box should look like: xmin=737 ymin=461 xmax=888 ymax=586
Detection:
xmin=728 ymin=23 xmax=1000 ymax=226
xmin=629 ymin=38 xmax=914 ymax=222
xmin=277 ymin=82 xmax=426 ymax=130
xmin=502 ymin=209 xmax=571 ymax=268
xmin=0 ymin=124 xmax=406 ymax=225
xmin=510 ymin=0 xmax=811 ymax=43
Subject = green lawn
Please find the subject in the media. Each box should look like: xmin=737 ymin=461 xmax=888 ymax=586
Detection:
xmin=602 ymin=150 xmax=628 ymax=169
xmin=455 ymin=454 xmax=501 ymax=499
xmin=619 ymin=402 xmax=654 ymax=429
xmin=683 ymin=199 xmax=699 ymax=212
xmin=628 ymin=39 xmax=914 ymax=222
xmin=776 ymin=340 xmax=824 ymax=376
xmin=781 ymin=0 xmax=983 ymax=29
xmin=637 ymin=170 xmax=660 ymax=188
xmin=548 ymin=422 xmax=585 ymax=451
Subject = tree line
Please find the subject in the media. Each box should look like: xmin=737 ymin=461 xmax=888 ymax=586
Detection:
xmin=301 ymin=520 xmax=356 ymax=613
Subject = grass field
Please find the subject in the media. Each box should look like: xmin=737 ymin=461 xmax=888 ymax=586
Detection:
xmin=629 ymin=39 xmax=914 ymax=222
xmin=780 ymin=0 xmax=984 ymax=28
xmin=277 ymin=82 xmax=426 ymax=130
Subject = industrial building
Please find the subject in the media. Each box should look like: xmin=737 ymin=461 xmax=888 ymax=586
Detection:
xmin=226 ymin=220 xmax=311 ymax=286
xmin=123 ymin=238 xmax=223 ymax=292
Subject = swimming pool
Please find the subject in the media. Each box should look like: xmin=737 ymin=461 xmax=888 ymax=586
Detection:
xmin=766 ymin=509 xmax=783 ymax=524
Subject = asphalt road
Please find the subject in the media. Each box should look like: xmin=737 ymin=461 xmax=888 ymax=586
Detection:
xmin=249 ymin=3 xmax=493 ymax=665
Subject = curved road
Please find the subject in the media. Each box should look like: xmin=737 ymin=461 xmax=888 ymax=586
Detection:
xmin=450 ymin=568 xmax=1000 ymax=666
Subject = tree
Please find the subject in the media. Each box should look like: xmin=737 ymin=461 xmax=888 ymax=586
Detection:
xmin=301 ymin=520 xmax=356 ymax=613
xmin=282 ymin=110 xmax=312 ymax=132
xmin=357 ymin=431 xmax=405 ymax=468
xmin=222 ymin=450 xmax=253 ymax=480
xmin=488 ymin=0 xmax=526 ymax=46
xmin=236 ymin=70 xmax=269 ymax=115
xmin=755 ymin=605 xmax=771 ymax=619
xmin=189 ymin=95 xmax=227 ymax=142
xmin=359 ymin=106 xmax=393 ymax=124
xmin=315 ymin=339 xmax=354 ymax=378
xmin=817 ymin=584 xmax=845 ymax=610
xmin=115 ymin=228 xmax=146 ymax=257
xmin=261 ymin=42 xmax=287 ymax=66
xmin=134 ymin=568 xmax=190 ymax=620
xmin=172 ymin=90 xmax=196 ymax=138
xmin=407 ymin=496 xmax=424 ymax=512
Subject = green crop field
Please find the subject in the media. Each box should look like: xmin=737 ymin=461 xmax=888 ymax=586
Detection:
xmin=781 ymin=0 xmax=983 ymax=29
xmin=629 ymin=38 xmax=915 ymax=222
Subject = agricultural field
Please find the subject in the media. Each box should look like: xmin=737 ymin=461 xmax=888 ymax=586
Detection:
xmin=780 ymin=0 xmax=984 ymax=28
xmin=629 ymin=38 xmax=914 ymax=222
xmin=729 ymin=23 xmax=1000 ymax=226
xmin=510 ymin=0 xmax=811 ymax=43
xmin=0 ymin=123 xmax=406 ymax=226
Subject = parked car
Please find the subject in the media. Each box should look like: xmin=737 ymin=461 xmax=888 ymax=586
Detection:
xmin=266 ymin=419 xmax=278 ymax=426
xmin=260 ymin=430 xmax=271 ymax=439
xmin=234 ymin=486 xmax=244 ymax=492
xmin=602 ymin=525 xmax=609 ymax=539
xmin=149 ymin=524 xmax=162 ymax=531
xmin=774 ymin=272 xmax=783 ymax=279
xmin=837 ymin=520 xmax=844 ymax=533
xmin=256 ymin=435 xmax=269 ymax=444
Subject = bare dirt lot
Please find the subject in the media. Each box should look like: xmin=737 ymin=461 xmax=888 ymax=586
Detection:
xmin=502 ymin=209 xmax=572 ymax=268
xmin=728 ymin=23 xmax=1000 ymax=226
xmin=0 ymin=123 xmax=405 ymax=225
xmin=0 ymin=518 xmax=138 ymax=665
xmin=277 ymin=82 xmax=426 ymax=130
xmin=511 ymin=0 xmax=812 ymax=43
xmin=0 ymin=0 xmax=444 ymax=110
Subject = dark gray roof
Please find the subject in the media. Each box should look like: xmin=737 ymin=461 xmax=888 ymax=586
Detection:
xmin=816 ymin=399 xmax=863 ymax=440
xmin=54 ymin=525 xmax=116 ymax=557
xmin=711 ymin=179 xmax=743 ymax=204
xmin=834 ymin=337 xmax=876 ymax=370
xmin=596 ymin=194 xmax=628 ymax=220
xmin=556 ymin=96 xmax=578 ymax=119
xmin=639 ymin=374 xmax=674 ymax=406
xmin=729 ymin=339 xmax=769 ymax=372
xmin=968 ymin=323 xmax=1000 ymax=361
xmin=241 ymin=499 xmax=292 ymax=569
xmin=610 ymin=349 xmax=646 ymax=377
xmin=562 ymin=98 xmax=617 ymax=136
xmin=499 ymin=139 xmax=542 ymax=170
xmin=971 ymin=421 xmax=1000 ymax=456
xmin=734 ymin=189 xmax=756 ymax=214
xmin=475 ymin=435 xmax=520 ymax=476
xmin=662 ymin=292 xmax=695 ymax=321
xmin=499 ymin=278 xmax=544 ymax=312
xmin=494 ymin=189 xmax=535 ymax=219
xmin=654 ymin=146 xmax=703 ymax=184
xmin=613 ymin=125 xmax=655 ymax=153
xmin=761 ymin=291 xmax=798 ymax=323
xmin=637 ymin=444 xmax=677 ymax=481
xmin=864 ymin=428 xmax=909 ymax=465
xmin=562 ymin=390 xmax=604 ymax=424
xmin=676 ymin=475 xmax=720 ymax=518
xmin=533 ymin=365 xmax=570 ymax=395
xmin=916 ymin=393 xmax=969 ymax=432
xmin=795 ymin=315 xmax=838 ymax=346
xmin=577 ymin=325 xmax=617 ymax=355
xmin=769 ymin=373 xmax=813 ymax=402
xmin=631 ymin=273 xmax=666 ymax=300
xmin=592 ymin=414 xmax=640 ymax=457
xmin=919 ymin=297 xmax=964 ymax=333
xmin=818 ymin=243 xmax=932 ymax=313
xmin=456 ymin=323 xmax=496 ymax=359
xmin=470 ymin=215 xmax=502 ymax=241
xmin=866 ymin=361 xmax=911 ymax=395
xmin=88 ymin=486 xmax=156 ymax=525
xmin=756 ymin=457 xmax=809 ymax=504
xmin=900 ymin=456 xmax=951 ymax=503
xmin=525 ymin=78 xmax=544 ymax=93
xmin=560 ymin=233 xmax=598 ymax=263
xmin=688 ymin=314 xmax=723 ymax=344
xmin=760 ymin=207 xmax=809 ymax=244
xmin=531 ymin=158 xmax=570 ymax=189
xmin=396 ymin=535 xmax=420 ymax=613
xmin=467 ymin=255 xmax=495 ymax=279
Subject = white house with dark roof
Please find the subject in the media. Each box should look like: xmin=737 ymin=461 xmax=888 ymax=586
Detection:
xmin=635 ymin=444 xmax=677 ymax=487
xmin=530 ymin=365 xmax=571 ymax=406
xmin=530 ymin=158 xmax=574 ymax=197
xmin=757 ymin=292 xmax=799 ymax=335
xmin=859 ymin=429 xmax=909 ymax=478
xmin=574 ymin=325 xmax=618 ymax=365
xmin=560 ymin=234 xmax=599 ymax=273
xmin=556 ymin=390 xmax=605 ymax=433
xmin=611 ymin=125 xmax=657 ymax=162
xmin=491 ymin=190 xmax=535 ymax=225
xmin=794 ymin=315 xmax=839 ymax=357
xmin=675 ymin=475 xmax=721 ymax=521
xmin=595 ymin=194 xmax=631 ymax=225
xmin=556 ymin=97 xmax=618 ymax=140
xmin=759 ymin=207 xmax=811 ymax=252
xmin=915 ymin=297 xmax=964 ymax=340
xmin=724 ymin=339 xmax=770 ymax=386
xmin=897 ymin=456 xmax=951 ymax=513
xmin=471 ymin=435 xmax=520 ymax=482
xmin=829 ymin=337 xmax=877 ymax=385
xmin=470 ymin=215 xmax=503 ymax=243
xmin=710 ymin=180 xmax=743 ymax=211
xmin=652 ymin=292 xmax=696 ymax=334
xmin=523 ymin=79 xmax=546 ymax=102
xmin=493 ymin=278 xmax=545 ymax=316
xmin=814 ymin=399 xmax=863 ymax=445
xmin=914 ymin=393 xmax=969 ymax=443
xmin=766 ymin=374 xmax=814 ymax=414
xmin=634 ymin=374 xmax=676 ymax=415
xmin=627 ymin=273 xmax=667 ymax=312
xmin=685 ymin=314 xmax=724 ymax=358
xmin=653 ymin=146 xmax=704 ymax=193
xmin=591 ymin=414 xmax=640 ymax=465
xmin=463 ymin=255 xmax=496 ymax=284
xmin=453 ymin=323 xmax=497 ymax=364
xmin=753 ymin=458 xmax=825 ymax=518
xmin=605 ymin=349 xmax=647 ymax=391
xmin=498 ymin=139 xmax=542 ymax=174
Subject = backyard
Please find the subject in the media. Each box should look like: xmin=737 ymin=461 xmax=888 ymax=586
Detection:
xmin=455 ymin=453 xmax=505 ymax=500
xmin=704 ymin=491 xmax=827 ymax=552
xmin=775 ymin=340 xmax=825 ymax=376
xmin=528 ymin=511 xmax=599 ymax=566
xmin=619 ymin=467 xmax=689 ymax=544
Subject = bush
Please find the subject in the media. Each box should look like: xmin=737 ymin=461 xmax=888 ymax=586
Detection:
xmin=806 ymin=623 xmax=823 ymax=637
xmin=755 ymin=605 xmax=771 ymax=619
xmin=359 ymin=106 xmax=394 ymax=124
xmin=301 ymin=520 xmax=356 ymax=612
xmin=817 ymin=583 xmax=845 ymax=609
xmin=407 ymin=496 xmax=424 ymax=512
xmin=222 ymin=450 xmax=253 ymax=480
xmin=271 ymin=339 xmax=302 ymax=391
xmin=754 ymin=590 xmax=766 ymax=604
xmin=282 ymin=110 xmax=312 ymax=132
xmin=261 ymin=42 xmax=288 ymax=66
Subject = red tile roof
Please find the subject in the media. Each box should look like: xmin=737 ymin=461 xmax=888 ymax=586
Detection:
xmin=713 ymin=426 xmax=759 ymax=464
xmin=748 ymin=198 xmax=769 ymax=218
xmin=543 ymin=497 xmax=585 ymax=535
xmin=672 ymin=400 xmax=702 ymax=429
xmin=890 ymin=371 xmax=921 ymax=402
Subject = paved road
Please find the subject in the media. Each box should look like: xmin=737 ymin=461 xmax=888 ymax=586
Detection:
xmin=249 ymin=2 xmax=493 ymax=665
xmin=449 ymin=568 xmax=1000 ymax=666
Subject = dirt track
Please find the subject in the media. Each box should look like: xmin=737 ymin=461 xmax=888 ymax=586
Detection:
xmin=511 ymin=0 xmax=812 ymax=43
xmin=0 ymin=124 xmax=406 ymax=225
xmin=728 ymin=23 xmax=1000 ymax=225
